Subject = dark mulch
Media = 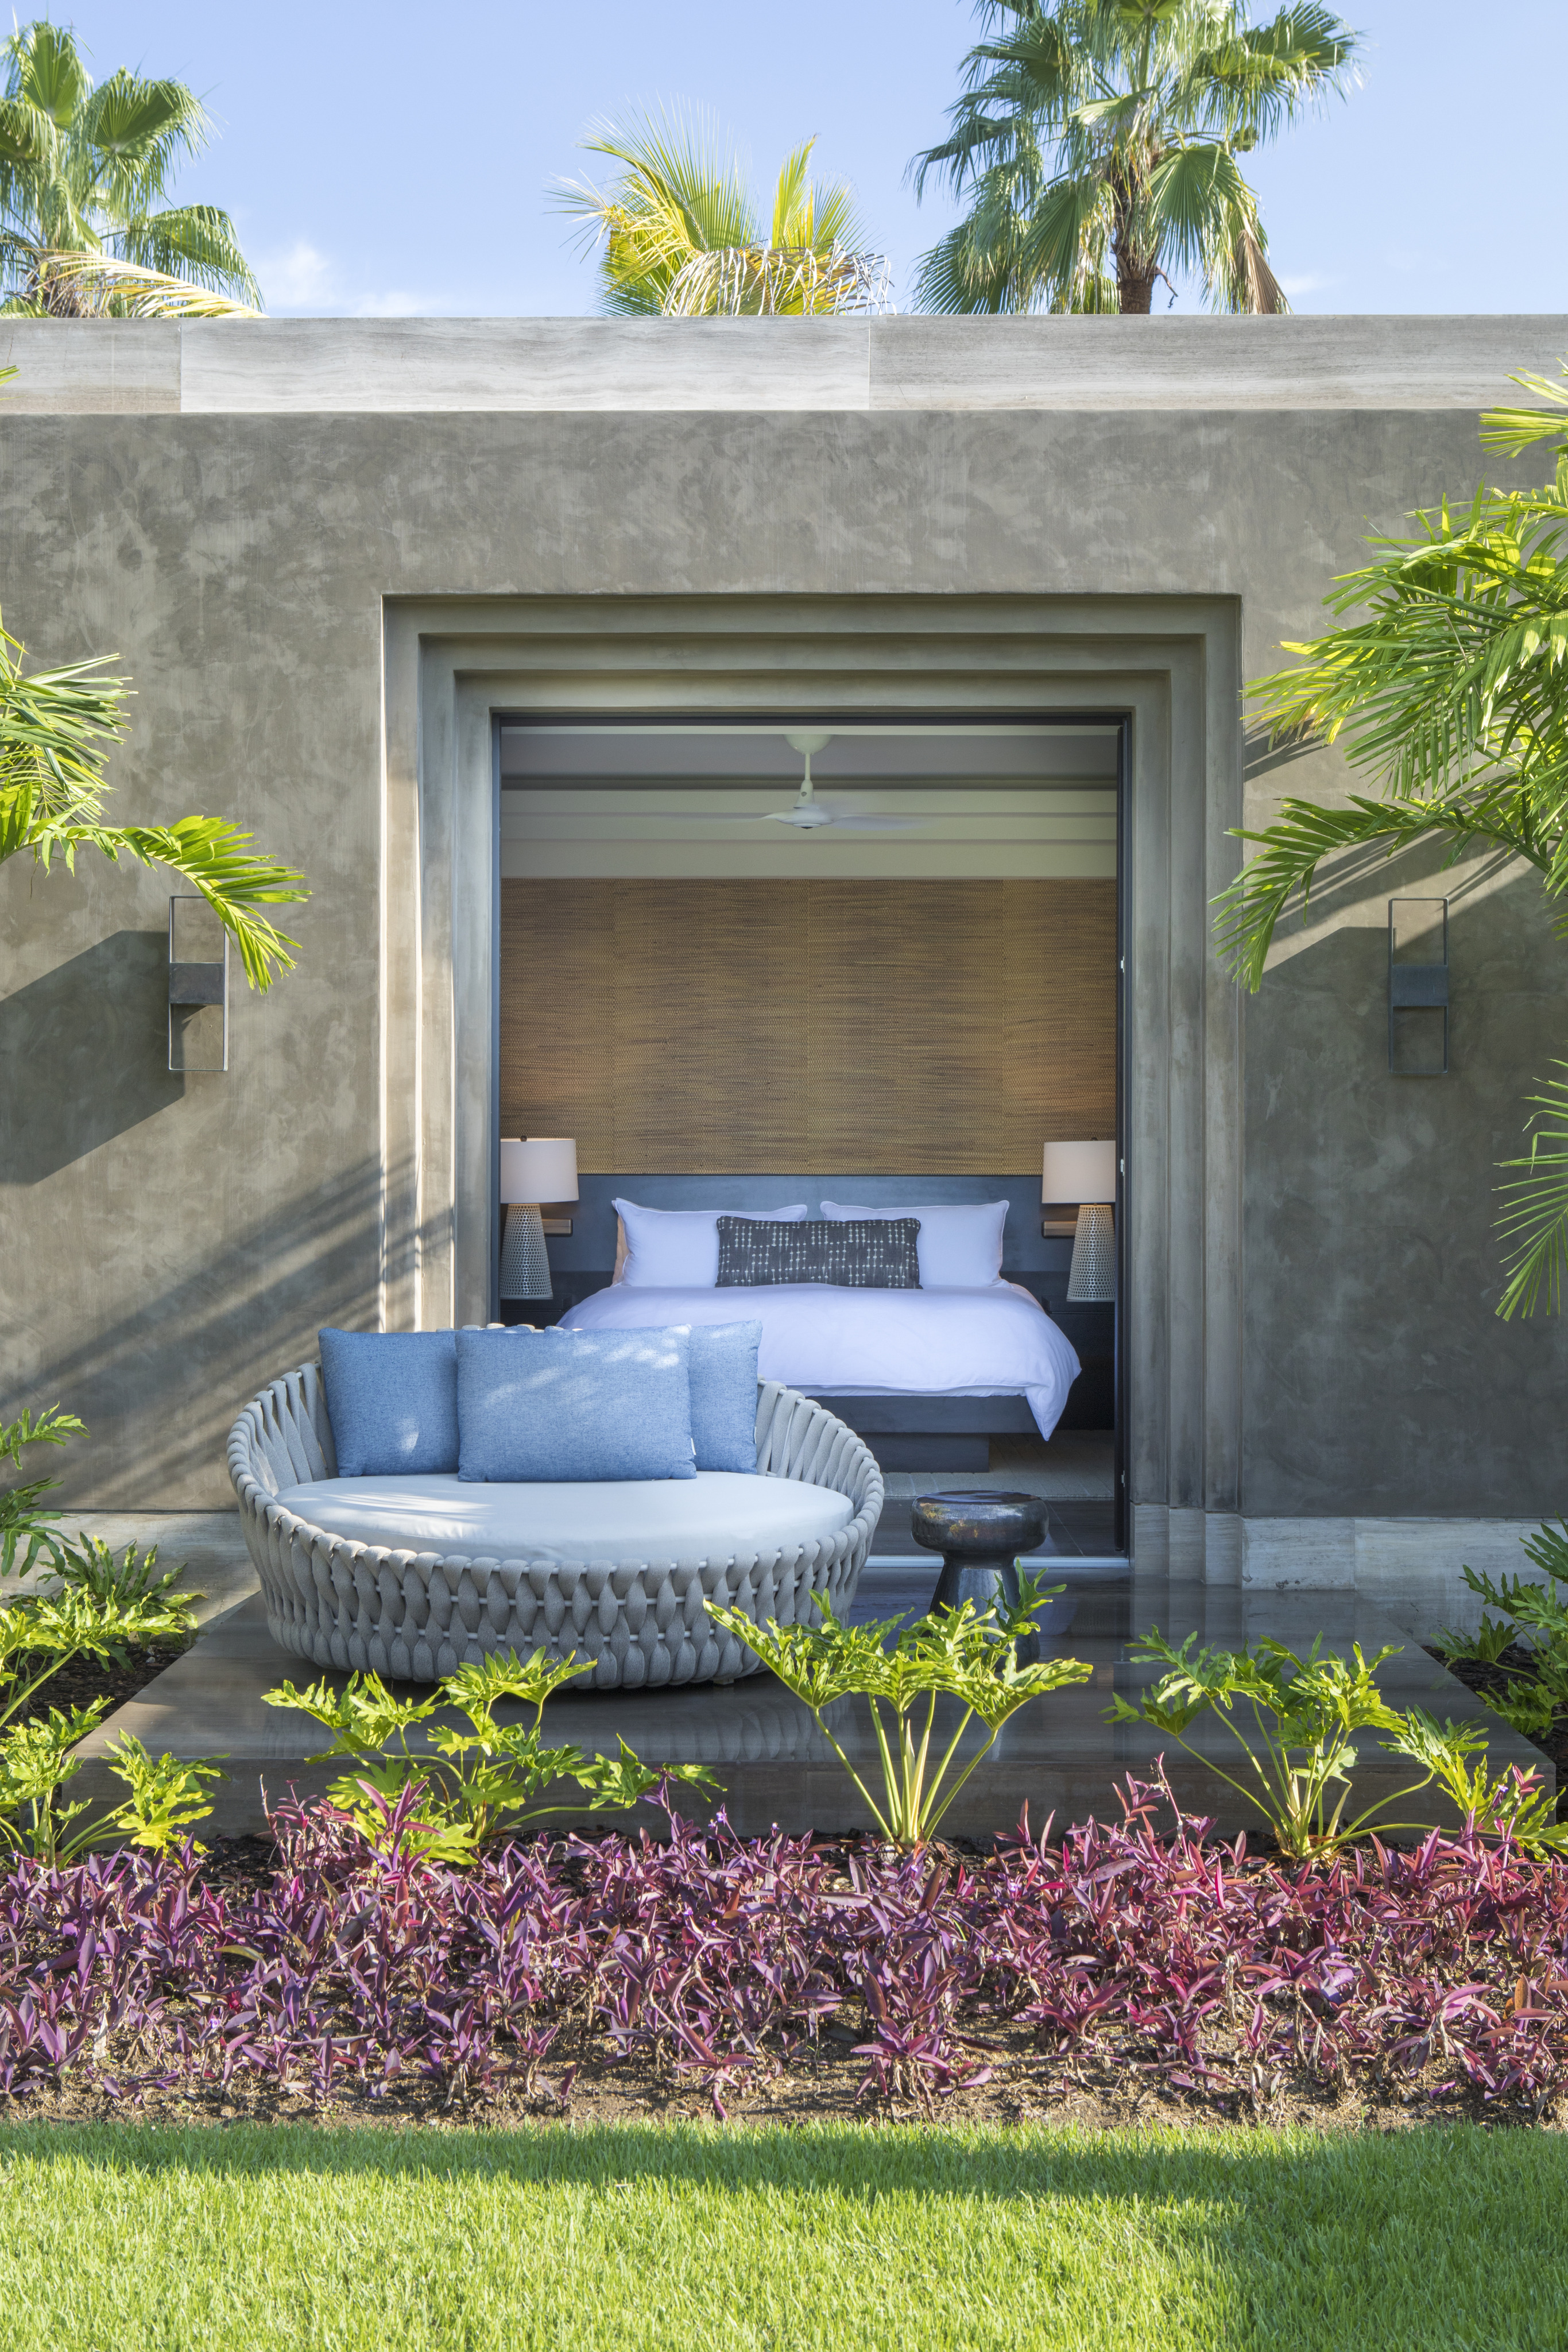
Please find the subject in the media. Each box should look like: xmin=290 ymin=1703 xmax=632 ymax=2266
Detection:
xmin=1424 ymin=1642 xmax=1568 ymax=1812
xmin=12 ymin=1638 xmax=192 ymax=1728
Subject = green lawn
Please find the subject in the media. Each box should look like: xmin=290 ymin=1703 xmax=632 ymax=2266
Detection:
xmin=0 ymin=2117 xmax=1563 ymax=2351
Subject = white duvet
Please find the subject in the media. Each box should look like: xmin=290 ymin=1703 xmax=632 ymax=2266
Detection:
xmin=559 ymin=1282 xmax=1081 ymax=1441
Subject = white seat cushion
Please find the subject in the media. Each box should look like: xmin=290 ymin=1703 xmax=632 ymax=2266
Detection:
xmin=273 ymin=1470 xmax=853 ymax=1564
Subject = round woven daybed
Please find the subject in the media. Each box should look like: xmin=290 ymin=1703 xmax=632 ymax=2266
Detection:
xmin=227 ymin=1363 xmax=883 ymax=1689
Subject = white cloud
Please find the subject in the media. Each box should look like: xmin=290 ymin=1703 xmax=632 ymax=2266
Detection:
xmin=349 ymin=289 xmax=433 ymax=318
xmin=254 ymin=238 xmax=335 ymax=310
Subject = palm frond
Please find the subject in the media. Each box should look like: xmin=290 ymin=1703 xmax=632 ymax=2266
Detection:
xmin=664 ymin=243 xmax=889 ymax=318
xmin=29 ymin=249 xmax=259 ymax=318
xmin=908 ymin=0 xmax=1356 ymax=314
xmin=559 ymin=106 xmax=878 ymax=318
xmin=769 ymin=140 xmax=816 ymax=249
xmin=0 ymin=24 xmax=256 ymax=313
xmin=32 ymin=816 xmax=306 ymax=990
xmin=1186 ymin=3 xmax=1360 ymax=144
xmin=1247 ymin=493 xmax=1568 ymax=820
xmin=1017 ymin=167 xmax=1114 ymax=301
xmin=556 ymin=105 xmax=757 ymax=315
xmin=110 ymin=205 xmax=260 ymax=304
xmin=1481 ymin=363 xmax=1568 ymax=458
xmin=1224 ymin=223 xmax=1286 ymax=314
xmin=77 ymin=71 xmax=210 ymax=221
xmin=0 ymin=90 xmax=57 ymax=168
xmin=912 ymin=206 xmax=1044 ymax=314
xmin=6 ymin=21 xmax=88 ymax=129
xmin=1 ymin=610 xmax=304 ymax=989
xmin=0 ymin=613 xmax=127 ymax=818
xmin=1213 ymin=791 xmax=1548 ymax=992
xmin=1496 ymin=1065 xmax=1568 ymax=1319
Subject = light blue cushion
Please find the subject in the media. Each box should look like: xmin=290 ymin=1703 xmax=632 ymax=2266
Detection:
xmin=318 ymin=1328 xmax=459 ymax=1477
xmin=456 ymin=1327 xmax=696 ymax=1483
xmin=274 ymin=1472 xmax=852 ymax=1562
xmin=683 ymin=1321 xmax=762 ymax=1473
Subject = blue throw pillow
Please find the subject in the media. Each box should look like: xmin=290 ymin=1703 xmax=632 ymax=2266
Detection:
xmin=683 ymin=1321 xmax=762 ymax=1473
xmin=456 ymin=1328 xmax=696 ymax=1483
xmin=318 ymin=1328 xmax=459 ymax=1477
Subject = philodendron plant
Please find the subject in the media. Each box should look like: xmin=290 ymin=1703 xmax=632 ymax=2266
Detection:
xmin=707 ymin=1575 xmax=1091 ymax=1849
xmin=266 ymin=1646 xmax=717 ymax=1862
xmin=0 ymin=1577 xmax=216 ymax=1862
xmin=1110 ymin=1630 xmax=1567 ymax=1861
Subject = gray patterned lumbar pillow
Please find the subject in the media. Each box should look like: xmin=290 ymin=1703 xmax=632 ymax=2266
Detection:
xmin=715 ymin=1216 xmax=922 ymax=1289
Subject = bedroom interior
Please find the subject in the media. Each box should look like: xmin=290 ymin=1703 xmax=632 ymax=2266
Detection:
xmin=495 ymin=717 xmax=1124 ymax=1561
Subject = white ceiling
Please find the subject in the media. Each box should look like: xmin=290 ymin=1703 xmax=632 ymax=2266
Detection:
xmin=498 ymin=723 xmax=1118 ymax=880
xmin=498 ymin=721 xmax=1120 ymax=787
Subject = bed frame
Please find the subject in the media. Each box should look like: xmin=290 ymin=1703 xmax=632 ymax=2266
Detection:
xmin=799 ymin=1392 xmax=1037 ymax=1473
xmin=521 ymin=1173 xmax=1109 ymax=1470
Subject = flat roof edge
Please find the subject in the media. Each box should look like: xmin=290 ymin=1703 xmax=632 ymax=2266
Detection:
xmin=2 ymin=313 xmax=1564 ymax=417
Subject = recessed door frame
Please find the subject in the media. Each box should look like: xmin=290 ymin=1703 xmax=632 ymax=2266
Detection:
xmin=383 ymin=592 xmax=1243 ymax=1581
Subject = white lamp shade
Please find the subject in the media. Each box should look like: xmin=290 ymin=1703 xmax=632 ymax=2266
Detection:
xmin=1043 ymin=1139 xmax=1116 ymax=1205
xmin=500 ymin=1136 xmax=579 ymax=1204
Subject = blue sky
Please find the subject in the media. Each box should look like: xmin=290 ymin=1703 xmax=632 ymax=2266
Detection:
xmin=31 ymin=0 xmax=1568 ymax=318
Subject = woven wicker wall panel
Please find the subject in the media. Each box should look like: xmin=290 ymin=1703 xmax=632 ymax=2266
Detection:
xmin=500 ymin=878 xmax=1115 ymax=1174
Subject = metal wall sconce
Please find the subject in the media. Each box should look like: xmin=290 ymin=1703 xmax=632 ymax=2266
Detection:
xmin=168 ymin=895 xmax=229 ymax=1073
xmin=1388 ymin=897 xmax=1449 ymax=1076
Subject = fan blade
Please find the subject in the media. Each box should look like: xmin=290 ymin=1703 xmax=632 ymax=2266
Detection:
xmin=823 ymin=814 xmax=927 ymax=832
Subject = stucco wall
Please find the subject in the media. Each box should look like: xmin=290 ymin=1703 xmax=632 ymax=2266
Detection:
xmin=2 ymin=318 xmax=1566 ymax=1525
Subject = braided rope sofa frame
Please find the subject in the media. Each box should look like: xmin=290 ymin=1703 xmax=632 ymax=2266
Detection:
xmin=228 ymin=1364 xmax=884 ymax=1688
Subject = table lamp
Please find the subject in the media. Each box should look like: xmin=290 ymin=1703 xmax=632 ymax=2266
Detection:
xmin=1042 ymin=1140 xmax=1117 ymax=1302
xmin=500 ymin=1136 xmax=579 ymax=1300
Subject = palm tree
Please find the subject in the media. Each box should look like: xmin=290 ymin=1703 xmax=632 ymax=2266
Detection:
xmin=1 ymin=614 xmax=304 ymax=989
xmin=910 ymin=0 xmax=1358 ymax=316
xmin=557 ymin=109 xmax=889 ymax=317
xmin=0 ymin=19 xmax=259 ymax=317
xmin=1215 ymin=366 xmax=1568 ymax=1318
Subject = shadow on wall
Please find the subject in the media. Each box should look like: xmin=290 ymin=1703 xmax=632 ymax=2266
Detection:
xmin=0 ymin=930 xmax=183 ymax=1182
xmin=1244 ymin=860 xmax=1568 ymax=1519
xmin=1 ymin=1155 xmax=405 ymax=1507
xmin=1250 ymin=821 xmax=1524 ymax=970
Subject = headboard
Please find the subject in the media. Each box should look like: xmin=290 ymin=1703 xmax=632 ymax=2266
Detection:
xmin=545 ymin=1174 xmax=1065 ymax=1281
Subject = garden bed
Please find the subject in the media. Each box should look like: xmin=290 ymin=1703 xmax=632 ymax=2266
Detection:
xmin=3 ymin=1778 xmax=1566 ymax=2136
xmin=11 ymin=1635 xmax=192 ymax=1729
xmin=1428 ymin=1641 xmax=1568 ymax=1807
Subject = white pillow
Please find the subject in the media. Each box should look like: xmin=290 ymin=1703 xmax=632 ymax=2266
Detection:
xmin=612 ymin=1200 xmax=810 ymax=1289
xmin=818 ymin=1200 xmax=1008 ymax=1289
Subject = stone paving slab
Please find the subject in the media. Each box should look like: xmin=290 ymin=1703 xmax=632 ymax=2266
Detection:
xmin=72 ymin=1554 xmax=1550 ymax=1844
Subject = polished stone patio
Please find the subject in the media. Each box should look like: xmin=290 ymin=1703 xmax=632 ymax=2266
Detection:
xmin=65 ymin=1511 xmax=1548 ymax=1843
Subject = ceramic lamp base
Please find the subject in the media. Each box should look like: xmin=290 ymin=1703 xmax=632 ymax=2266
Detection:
xmin=1066 ymin=1201 xmax=1115 ymax=1302
xmin=500 ymin=1202 xmax=551 ymax=1299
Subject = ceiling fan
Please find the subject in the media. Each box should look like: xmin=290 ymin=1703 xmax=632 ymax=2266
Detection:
xmin=666 ymin=733 xmax=926 ymax=832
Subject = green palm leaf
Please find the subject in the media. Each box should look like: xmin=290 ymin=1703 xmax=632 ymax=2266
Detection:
xmin=114 ymin=205 xmax=260 ymax=303
xmin=10 ymin=21 xmax=87 ymax=127
xmin=28 ymin=249 xmax=260 ymax=318
xmin=909 ymin=0 xmax=1356 ymax=314
xmin=1496 ymin=1066 xmax=1568 ymax=1320
xmin=1228 ymin=358 xmax=1568 ymax=1314
xmin=1 ymin=22 xmax=257 ymax=312
xmin=557 ymin=106 xmax=881 ymax=318
xmin=1 ymin=612 xmax=305 ymax=990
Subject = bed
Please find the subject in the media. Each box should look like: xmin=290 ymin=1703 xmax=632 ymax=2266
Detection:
xmin=559 ymin=1281 xmax=1081 ymax=1455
